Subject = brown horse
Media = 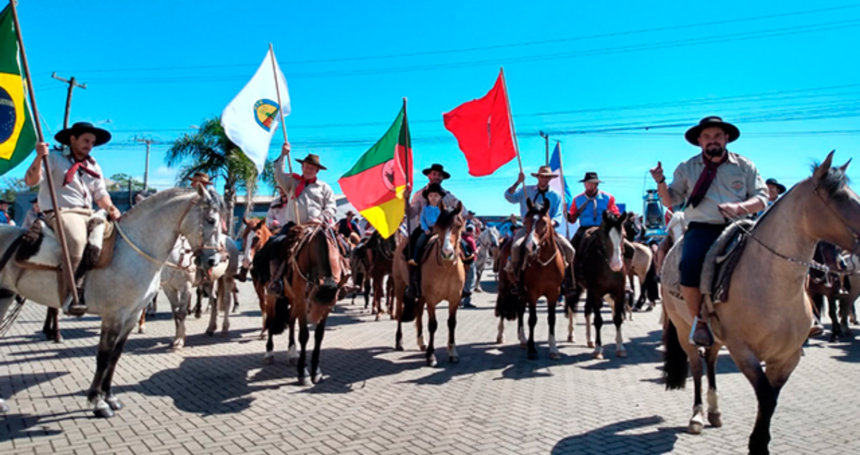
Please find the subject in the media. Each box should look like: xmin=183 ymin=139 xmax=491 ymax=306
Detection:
xmin=394 ymin=202 xmax=465 ymax=366
xmin=661 ymin=152 xmax=859 ymax=454
xmin=367 ymin=232 xmax=396 ymax=320
xmin=496 ymin=200 xmax=565 ymax=359
xmin=263 ymin=223 xmax=347 ymax=384
xmin=624 ymin=239 xmax=654 ymax=314
xmin=565 ymin=211 xmax=630 ymax=359
xmin=240 ymin=218 xmax=272 ymax=335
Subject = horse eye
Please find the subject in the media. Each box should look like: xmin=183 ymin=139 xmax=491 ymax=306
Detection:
xmin=207 ymin=217 xmax=216 ymax=225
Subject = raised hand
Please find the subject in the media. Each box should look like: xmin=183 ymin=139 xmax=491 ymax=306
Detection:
xmin=650 ymin=161 xmax=664 ymax=183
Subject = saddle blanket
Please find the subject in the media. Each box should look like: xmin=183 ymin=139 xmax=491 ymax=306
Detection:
xmin=17 ymin=210 xmax=117 ymax=270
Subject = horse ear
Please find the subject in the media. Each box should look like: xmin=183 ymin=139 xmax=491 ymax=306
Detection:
xmin=455 ymin=201 xmax=463 ymax=215
xmin=526 ymin=198 xmax=534 ymax=211
xmin=540 ymin=203 xmax=549 ymax=217
xmin=839 ymin=158 xmax=852 ymax=173
xmin=813 ymin=150 xmax=835 ymax=185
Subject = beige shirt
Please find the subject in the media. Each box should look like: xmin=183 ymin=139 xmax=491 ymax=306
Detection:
xmin=408 ymin=183 xmax=464 ymax=230
xmin=666 ymin=151 xmax=767 ymax=225
xmin=38 ymin=151 xmax=109 ymax=212
xmin=274 ymin=154 xmax=337 ymax=225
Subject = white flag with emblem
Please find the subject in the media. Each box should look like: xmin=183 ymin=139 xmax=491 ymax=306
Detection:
xmin=221 ymin=48 xmax=290 ymax=173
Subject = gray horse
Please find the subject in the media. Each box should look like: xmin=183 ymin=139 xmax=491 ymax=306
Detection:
xmin=0 ymin=186 xmax=224 ymax=418
xmin=475 ymin=226 xmax=500 ymax=292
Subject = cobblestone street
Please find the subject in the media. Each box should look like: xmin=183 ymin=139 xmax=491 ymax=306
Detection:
xmin=2 ymin=279 xmax=859 ymax=455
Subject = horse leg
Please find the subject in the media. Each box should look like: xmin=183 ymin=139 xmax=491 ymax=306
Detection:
xmin=43 ymin=308 xmax=61 ymax=342
xmin=729 ymin=343 xmax=788 ymax=455
xmin=548 ymin=294 xmax=560 ymax=360
xmin=608 ymin=290 xmax=627 ymax=358
xmin=566 ymin=287 xmax=581 ymax=343
xmin=706 ymin=345 xmax=723 ymax=428
xmin=415 ymin=298 xmax=426 ymax=351
xmin=310 ymin=316 xmax=327 ymax=383
xmin=193 ymin=288 xmax=203 ymax=319
xmin=166 ymin=287 xmax=187 ymax=349
xmin=395 ymin=316 xmax=404 ymax=351
xmin=517 ymin=303 xmax=527 ymax=347
xmin=99 ymin=318 xmax=136 ymax=414
xmin=827 ymin=295 xmax=841 ymax=341
xmin=219 ymin=279 xmax=231 ymax=336
xmin=687 ymin=344 xmax=706 ymax=434
xmin=387 ymin=276 xmax=395 ymax=320
xmin=296 ymin=316 xmax=311 ymax=385
xmin=426 ymin=302 xmax=438 ymax=367
xmin=263 ymin=330 xmax=275 ymax=364
xmin=447 ymin=297 xmax=459 ymax=364
xmin=137 ymin=307 xmax=146 ymax=334
xmin=589 ymin=293 xmax=604 ymax=359
xmin=205 ymin=283 xmax=218 ymax=336
xmin=526 ymin=299 xmax=538 ymax=360
xmin=373 ymin=277 xmax=383 ymax=321
xmin=287 ymin=312 xmax=299 ymax=365
xmin=363 ymin=278 xmax=370 ymax=310
xmin=496 ymin=317 xmax=505 ymax=344
xmin=87 ymin=319 xmax=124 ymax=418
xmin=838 ymin=295 xmax=853 ymax=338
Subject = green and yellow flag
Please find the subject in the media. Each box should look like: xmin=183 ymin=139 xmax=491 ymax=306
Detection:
xmin=0 ymin=4 xmax=36 ymax=176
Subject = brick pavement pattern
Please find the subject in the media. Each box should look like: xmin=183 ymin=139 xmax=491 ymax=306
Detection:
xmin=2 ymin=278 xmax=860 ymax=455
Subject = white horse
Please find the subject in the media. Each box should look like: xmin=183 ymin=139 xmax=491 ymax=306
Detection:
xmin=475 ymin=226 xmax=501 ymax=292
xmin=159 ymin=237 xmax=196 ymax=349
xmin=0 ymin=186 xmax=224 ymax=418
xmin=195 ymin=235 xmax=240 ymax=336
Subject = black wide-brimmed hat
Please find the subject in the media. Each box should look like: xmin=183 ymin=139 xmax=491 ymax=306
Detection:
xmin=54 ymin=122 xmax=112 ymax=147
xmin=296 ymin=153 xmax=327 ymax=170
xmin=422 ymin=163 xmax=451 ymax=179
xmin=765 ymin=178 xmax=786 ymax=194
xmin=579 ymin=171 xmax=602 ymax=183
xmin=685 ymin=116 xmax=740 ymax=146
xmin=422 ymin=182 xmax=447 ymax=199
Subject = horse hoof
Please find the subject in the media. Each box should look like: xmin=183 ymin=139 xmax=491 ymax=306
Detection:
xmin=312 ymin=373 xmax=323 ymax=384
xmin=449 ymin=355 xmax=460 ymax=364
xmin=527 ymin=351 xmax=538 ymax=360
xmin=288 ymin=356 xmax=299 ymax=366
xmin=93 ymin=401 xmax=115 ymax=419
xmin=427 ymin=355 xmax=437 ymax=367
xmin=592 ymin=351 xmax=604 ymax=360
xmin=395 ymin=344 xmax=404 ymax=351
xmin=495 ymin=335 xmax=504 ymax=344
xmin=418 ymin=344 xmax=427 ymax=352
xmin=298 ymin=376 xmax=311 ymax=386
xmin=138 ymin=327 xmax=145 ymax=334
xmin=171 ymin=340 xmax=184 ymax=350
xmin=566 ymin=335 xmax=574 ymax=343
xmin=0 ymin=401 xmax=9 ymax=413
xmin=587 ymin=341 xmax=595 ymax=348
xmin=687 ymin=420 xmax=703 ymax=435
xmin=708 ymin=411 xmax=723 ymax=428
xmin=205 ymin=330 xmax=214 ymax=337
xmin=263 ymin=353 xmax=274 ymax=365
xmin=105 ymin=396 xmax=123 ymax=411
xmin=616 ymin=349 xmax=628 ymax=358
xmin=549 ymin=352 xmax=561 ymax=361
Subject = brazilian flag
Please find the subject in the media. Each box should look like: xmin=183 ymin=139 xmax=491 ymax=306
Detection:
xmin=0 ymin=5 xmax=36 ymax=176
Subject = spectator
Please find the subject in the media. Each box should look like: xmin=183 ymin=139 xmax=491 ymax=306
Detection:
xmin=460 ymin=224 xmax=478 ymax=309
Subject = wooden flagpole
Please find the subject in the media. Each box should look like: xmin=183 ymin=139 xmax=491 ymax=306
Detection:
xmin=500 ymin=67 xmax=528 ymax=210
xmin=269 ymin=43 xmax=301 ymax=225
xmin=555 ymin=141 xmax=571 ymax=240
xmin=10 ymin=0 xmax=79 ymax=309
xmin=402 ymin=97 xmax=412 ymax=244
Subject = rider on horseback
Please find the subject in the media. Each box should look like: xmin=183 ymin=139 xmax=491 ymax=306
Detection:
xmin=267 ymin=142 xmax=337 ymax=294
xmin=25 ymin=122 xmax=121 ymax=316
xmin=567 ymin=171 xmax=621 ymax=254
xmin=650 ymin=116 xmax=767 ymax=347
xmin=266 ymin=187 xmax=290 ymax=231
xmin=505 ymin=165 xmax=575 ymax=295
xmin=406 ymin=164 xmax=464 ymax=299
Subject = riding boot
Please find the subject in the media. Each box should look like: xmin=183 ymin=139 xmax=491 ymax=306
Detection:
xmin=406 ymin=264 xmax=422 ymax=299
xmin=689 ymin=316 xmax=714 ymax=347
xmin=235 ymin=266 xmax=249 ymax=282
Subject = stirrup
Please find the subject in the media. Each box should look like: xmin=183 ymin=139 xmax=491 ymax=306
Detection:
xmin=61 ymin=291 xmax=87 ymax=317
xmin=688 ymin=317 xmax=714 ymax=347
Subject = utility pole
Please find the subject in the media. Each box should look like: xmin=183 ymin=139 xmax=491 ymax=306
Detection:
xmin=51 ymin=73 xmax=86 ymax=129
xmin=133 ymin=137 xmax=155 ymax=190
xmin=539 ymin=131 xmax=550 ymax=165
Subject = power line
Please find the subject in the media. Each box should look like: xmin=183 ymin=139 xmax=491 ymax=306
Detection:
xmin=48 ymin=4 xmax=860 ymax=74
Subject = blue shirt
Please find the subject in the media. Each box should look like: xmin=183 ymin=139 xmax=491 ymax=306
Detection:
xmin=570 ymin=190 xmax=620 ymax=228
xmin=0 ymin=211 xmax=10 ymax=224
xmin=504 ymin=185 xmax=563 ymax=226
xmin=420 ymin=205 xmax=440 ymax=231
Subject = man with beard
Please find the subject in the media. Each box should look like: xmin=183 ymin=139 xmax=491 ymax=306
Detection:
xmin=650 ymin=116 xmax=767 ymax=347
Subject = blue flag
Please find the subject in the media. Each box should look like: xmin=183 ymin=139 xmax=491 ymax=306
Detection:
xmin=549 ymin=143 xmax=572 ymax=211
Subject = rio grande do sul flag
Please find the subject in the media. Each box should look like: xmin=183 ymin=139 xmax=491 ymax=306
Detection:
xmin=0 ymin=4 xmax=36 ymax=177
xmin=339 ymin=106 xmax=412 ymax=239
xmin=221 ymin=48 xmax=289 ymax=173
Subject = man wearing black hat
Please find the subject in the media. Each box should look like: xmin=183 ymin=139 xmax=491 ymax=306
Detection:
xmin=24 ymin=122 xmax=121 ymax=315
xmin=567 ymin=171 xmax=621 ymax=256
xmin=650 ymin=116 xmax=767 ymax=347
xmin=409 ymin=163 xmax=463 ymax=228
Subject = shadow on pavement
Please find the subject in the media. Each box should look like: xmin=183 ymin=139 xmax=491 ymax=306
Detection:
xmin=551 ymin=416 xmax=681 ymax=455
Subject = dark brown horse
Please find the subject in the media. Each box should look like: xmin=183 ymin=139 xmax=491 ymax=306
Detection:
xmin=263 ymin=223 xmax=347 ymax=384
xmin=495 ymin=200 xmax=565 ymax=359
xmin=366 ymin=232 xmax=396 ymax=320
xmin=565 ymin=211 xmax=630 ymax=359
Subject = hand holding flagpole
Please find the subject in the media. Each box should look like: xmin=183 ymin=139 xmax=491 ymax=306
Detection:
xmin=269 ymin=43 xmax=301 ymax=225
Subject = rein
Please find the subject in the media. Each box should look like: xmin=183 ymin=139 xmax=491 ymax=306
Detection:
xmin=527 ymin=219 xmax=558 ymax=267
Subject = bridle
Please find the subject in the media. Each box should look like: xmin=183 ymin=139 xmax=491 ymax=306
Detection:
xmin=116 ymin=194 xmax=224 ymax=272
xmin=525 ymin=212 xmax=558 ymax=267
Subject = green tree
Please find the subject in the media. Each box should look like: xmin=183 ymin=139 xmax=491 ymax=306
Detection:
xmin=166 ymin=117 xmax=258 ymax=236
xmin=108 ymin=173 xmax=145 ymax=191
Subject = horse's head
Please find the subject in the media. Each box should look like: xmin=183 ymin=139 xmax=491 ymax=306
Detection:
xmin=180 ymin=184 xmax=225 ymax=271
xmin=599 ymin=210 xmax=627 ymax=273
xmin=806 ymin=151 xmax=860 ymax=256
xmin=523 ymin=198 xmax=553 ymax=259
xmin=433 ymin=201 xmax=464 ymax=261
xmin=481 ymin=225 xmax=501 ymax=250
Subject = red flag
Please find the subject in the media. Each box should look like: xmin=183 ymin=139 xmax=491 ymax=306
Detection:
xmin=443 ymin=70 xmax=516 ymax=177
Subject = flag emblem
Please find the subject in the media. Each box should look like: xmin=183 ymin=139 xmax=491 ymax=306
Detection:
xmin=253 ymin=99 xmax=279 ymax=132
xmin=0 ymin=85 xmax=14 ymax=143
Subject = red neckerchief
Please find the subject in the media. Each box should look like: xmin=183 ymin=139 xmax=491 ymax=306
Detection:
xmin=63 ymin=155 xmax=101 ymax=186
xmin=688 ymin=152 xmax=729 ymax=208
xmin=292 ymin=173 xmax=316 ymax=199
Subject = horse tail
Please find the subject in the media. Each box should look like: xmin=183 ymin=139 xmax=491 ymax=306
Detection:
xmin=267 ymin=296 xmax=290 ymax=335
xmin=663 ymin=318 xmax=689 ymax=390
xmin=495 ymin=289 xmax=519 ymax=321
xmin=400 ymin=294 xmax=416 ymax=322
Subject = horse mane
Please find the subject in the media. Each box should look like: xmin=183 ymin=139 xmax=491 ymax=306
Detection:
xmin=812 ymin=161 xmax=851 ymax=202
xmin=121 ymin=188 xmax=195 ymax=222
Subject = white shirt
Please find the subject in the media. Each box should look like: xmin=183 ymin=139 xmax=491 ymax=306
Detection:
xmin=37 ymin=150 xmax=108 ymax=212
xmin=265 ymin=198 xmax=290 ymax=230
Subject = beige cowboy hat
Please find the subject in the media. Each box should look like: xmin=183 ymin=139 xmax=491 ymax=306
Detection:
xmin=296 ymin=153 xmax=327 ymax=170
xmin=186 ymin=172 xmax=213 ymax=185
xmin=530 ymin=165 xmax=558 ymax=179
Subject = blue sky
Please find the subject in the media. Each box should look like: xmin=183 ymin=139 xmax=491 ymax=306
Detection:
xmin=10 ymin=0 xmax=860 ymax=216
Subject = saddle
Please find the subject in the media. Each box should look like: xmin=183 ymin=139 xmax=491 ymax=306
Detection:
xmin=16 ymin=210 xmax=118 ymax=271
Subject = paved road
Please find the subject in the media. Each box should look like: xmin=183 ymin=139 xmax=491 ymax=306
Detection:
xmin=1 ymin=278 xmax=859 ymax=455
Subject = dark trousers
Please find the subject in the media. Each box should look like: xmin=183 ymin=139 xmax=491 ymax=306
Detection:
xmin=679 ymin=222 xmax=728 ymax=288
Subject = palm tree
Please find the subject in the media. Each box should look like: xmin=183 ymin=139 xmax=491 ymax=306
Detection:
xmin=166 ymin=117 xmax=258 ymax=236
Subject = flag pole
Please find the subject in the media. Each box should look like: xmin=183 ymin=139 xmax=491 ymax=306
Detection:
xmin=554 ymin=140 xmax=574 ymax=291
xmin=269 ymin=43 xmax=301 ymax=225
xmin=402 ymin=97 xmax=412 ymax=246
xmin=500 ymin=67 xmax=527 ymax=209
xmin=10 ymin=0 xmax=79 ymax=309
